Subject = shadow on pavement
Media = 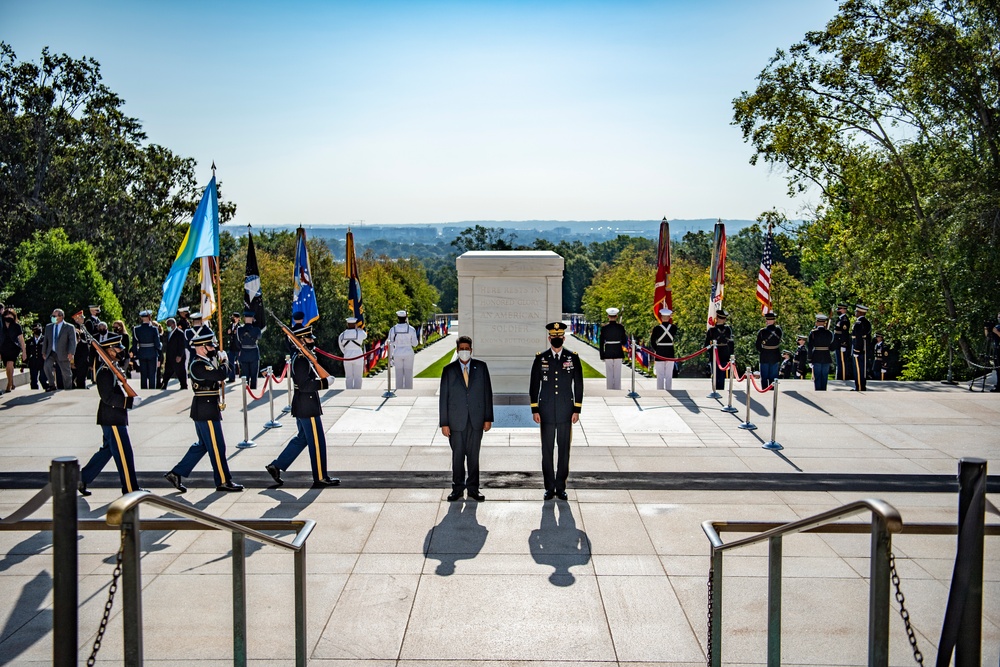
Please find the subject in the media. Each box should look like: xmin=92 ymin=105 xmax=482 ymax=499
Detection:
xmin=423 ymin=501 xmax=488 ymax=576
xmin=529 ymin=500 xmax=591 ymax=587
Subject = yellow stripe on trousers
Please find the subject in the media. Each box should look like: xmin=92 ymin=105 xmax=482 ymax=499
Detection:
xmin=111 ymin=426 xmax=133 ymax=493
xmin=208 ymin=421 xmax=225 ymax=482
xmin=311 ymin=417 xmax=322 ymax=481
xmin=853 ymin=356 xmax=862 ymax=387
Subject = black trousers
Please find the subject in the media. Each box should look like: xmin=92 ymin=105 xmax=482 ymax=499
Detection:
xmin=836 ymin=347 xmax=854 ymax=381
xmin=540 ymin=420 xmax=572 ymax=493
xmin=138 ymin=358 xmax=158 ymax=389
xmin=161 ymin=358 xmax=187 ymax=389
xmin=853 ymin=351 xmax=867 ymax=391
xmin=448 ymin=422 xmax=483 ymax=494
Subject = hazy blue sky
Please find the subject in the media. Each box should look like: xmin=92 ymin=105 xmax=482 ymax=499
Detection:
xmin=4 ymin=1 xmax=836 ymax=226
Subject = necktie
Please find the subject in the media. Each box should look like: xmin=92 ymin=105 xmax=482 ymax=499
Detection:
xmin=53 ymin=324 xmax=60 ymax=352
xmin=462 ymin=364 xmax=469 ymax=386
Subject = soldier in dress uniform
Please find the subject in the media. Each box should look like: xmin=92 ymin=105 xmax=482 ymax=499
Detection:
xmin=649 ymin=308 xmax=678 ymax=391
xmin=78 ymin=334 xmax=142 ymax=496
xmin=807 ymin=314 xmax=835 ymax=391
xmin=265 ymin=325 xmax=340 ymax=488
xmin=755 ymin=311 xmax=783 ymax=389
xmin=286 ymin=311 xmax=306 ymax=356
xmin=71 ymin=310 xmax=92 ymax=389
xmin=338 ymin=316 xmax=368 ymax=389
xmin=237 ymin=310 xmax=262 ymax=389
xmin=778 ymin=350 xmax=795 ymax=379
xmin=85 ymin=304 xmax=101 ymax=338
xmin=834 ymin=303 xmax=854 ymax=381
xmin=131 ymin=310 xmax=161 ymax=389
xmin=26 ymin=324 xmax=51 ymax=390
xmin=704 ymin=309 xmax=734 ymax=390
xmin=852 ymin=304 xmax=872 ymax=391
xmin=529 ymin=322 xmax=583 ymax=501
xmin=389 ymin=310 xmax=418 ymax=389
xmin=599 ymin=308 xmax=627 ymax=390
xmin=164 ymin=332 xmax=243 ymax=493
xmin=176 ymin=306 xmax=191 ymax=332
xmin=871 ymin=332 xmax=890 ymax=381
xmin=226 ymin=312 xmax=242 ymax=382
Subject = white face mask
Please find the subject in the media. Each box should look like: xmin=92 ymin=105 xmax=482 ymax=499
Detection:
xmin=457 ymin=350 xmax=472 ymax=362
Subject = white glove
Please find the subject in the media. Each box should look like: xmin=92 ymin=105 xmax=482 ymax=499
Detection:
xmin=132 ymin=395 xmax=144 ymax=406
xmin=218 ymin=351 xmax=228 ymax=363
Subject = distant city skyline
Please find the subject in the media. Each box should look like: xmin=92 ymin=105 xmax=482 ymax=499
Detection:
xmin=5 ymin=1 xmax=837 ymax=225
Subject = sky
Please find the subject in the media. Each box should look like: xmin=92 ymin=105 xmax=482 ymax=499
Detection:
xmin=3 ymin=1 xmax=837 ymax=227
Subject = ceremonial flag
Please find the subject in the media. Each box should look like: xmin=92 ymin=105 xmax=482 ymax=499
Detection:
xmin=706 ymin=221 xmax=727 ymax=328
xmin=244 ymin=230 xmax=266 ymax=329
xmin=157 ymin=177 xmax=220 ymax=320
xmin=199 ymin=256 xmax=217 ymax=319
xmin=756 ymin=224 xmax=774 ymax=314
xmin=346 ymin=229 xmax=365 ymax=328
xmin=292 ymin=227 xmax=319 ymax=325
xmin=653 ymin=217 xmax=672 ymax=322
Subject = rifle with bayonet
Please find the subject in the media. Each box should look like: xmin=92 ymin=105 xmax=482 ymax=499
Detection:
xmin=264 ymin=306 xmax=331 ymax=380
xmin=89 ymin=339 xmax=138 ymax=398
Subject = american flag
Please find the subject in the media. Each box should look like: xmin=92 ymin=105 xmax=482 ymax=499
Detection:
xmin=756 ymin=225 xmax=774 ymax=314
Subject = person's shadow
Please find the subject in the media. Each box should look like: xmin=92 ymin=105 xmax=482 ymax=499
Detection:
xmin=423 ymin=501 xmax=488 ymax=576
xmin=529 ymin=500 xmax=591 ymax=587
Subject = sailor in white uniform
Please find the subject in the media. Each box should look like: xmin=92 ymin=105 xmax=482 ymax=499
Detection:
xmin=389 ymin=310 xmax=419 ymax=389
xmin=338 ymin=317 xmax=368 ymax=389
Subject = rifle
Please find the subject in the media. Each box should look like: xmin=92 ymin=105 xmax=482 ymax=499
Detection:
xmin=89 ymin=339 xmax=138 ymax=398
xmin=264 ymin=306 xmax=331 ymax=380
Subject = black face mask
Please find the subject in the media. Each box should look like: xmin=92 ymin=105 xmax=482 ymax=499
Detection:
xmin=550 ymin=337 xmax=564 ymax=349
xmin=206 ymin=348 xmax=218 ymax=358
xmin=3 ymin=316 xmax=13 ymax=323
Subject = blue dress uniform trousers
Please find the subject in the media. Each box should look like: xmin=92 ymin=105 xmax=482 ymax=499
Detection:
xmin=759 ymin=362 xmax=780 ymax=388
xmin=812 ymin=363 xmax=831 ymax=390
xmin=81 ymin=425 xmax=139 ymax=494
xmin=172 ymin=420 xmax=234 ymax=487
xmin=273 ymin=416 xmax=329 ymax=482
xmin=239 ymin=351 xmax=260 ymax=389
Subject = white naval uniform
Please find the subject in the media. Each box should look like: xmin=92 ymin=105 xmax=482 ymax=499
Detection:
xmin=651 ymin=323 xmax=676 ymax=391
xmin=338 ymin=327 xmax=368 ymax=389
xmin=389 ymin=323 xmax=419 ymax=389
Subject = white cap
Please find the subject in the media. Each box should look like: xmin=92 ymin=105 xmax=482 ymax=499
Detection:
xmin=346 ymin=317 xmax=358 ymax=324
xmin=396 ymin=310 xmax=407 ymax=317
xmin=659 ymin=308 xmax=673 ymax=317
xmin=606 ymin=307 xmax=620 ymax=316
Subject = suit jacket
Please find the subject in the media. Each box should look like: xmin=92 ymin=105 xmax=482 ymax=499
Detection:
xmin=439 ymin=358 xmax=494 ymax=431
xmin=43 ymin=321 xmax=77 ymax=359
xmin=165 ymin=328 xmax=186 ymax=362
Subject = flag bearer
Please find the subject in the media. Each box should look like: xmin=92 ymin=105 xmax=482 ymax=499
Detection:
xmin=852 ymin=304 xmax=872 ymax=391
xmin=237 ymin=310 xmax=262 ymax=389
xmin=338 ymin=317 xmax=367 ymax=389
xmin=649 ymin=308 xmax=678 ymax=391
xmin=599 ymin=308 xmax=627 ymax=390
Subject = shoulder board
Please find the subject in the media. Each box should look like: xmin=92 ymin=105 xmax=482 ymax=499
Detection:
xmin=536 ymin=351 xmax=543 ymax=356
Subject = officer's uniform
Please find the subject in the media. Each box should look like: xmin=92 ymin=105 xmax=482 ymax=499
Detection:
xmin=72 ymin=317 xmax=92 ymax=389
xmin=779 ymin=352 xmax=795 ymax=379
xmin=131 ymin=311 xmax=161 ymax=389
xmin=649 ymin=308 xmax=678 ymax=390
xmin=852 ymin=305 xmax=872 ymax=391
xmin=871 ymin=335 xmax=890 ymax=380
xmin=165 ymin=333 xmax=241 ymax=492
xmin=79 ymin=335 xmax=140 ymax=495
xmin=237 ymin=313 xmax=262 ymax=389
xmin=793 ymin=337 xmax=809 ymax=379
xmin=338 ymin=318 xmax=368 ymax=389
xmin=599 ymin=308 xmax=627 ymax=390
xmin=266 ymin=326 xmax=339 ymax=487
xmin=754 ymin=313 xmax=783 ymax=389
xmin=529 ymin=323 xmax=583 ymax=498
xmin=704 ymin=311 xmax=734 ymax=390
xmin=389 ymin=311 xmax=418 ymax=389
xmin=834 ymin=305 xmax=854 ymax=381
xmin=226 ymin=313 xmax=241 ymax=382
xmin=807 ymin=315 xmax=835 ymax=391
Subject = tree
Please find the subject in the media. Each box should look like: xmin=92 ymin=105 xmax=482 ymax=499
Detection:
xmin=450 ymin=225 xmax=515 ymax=253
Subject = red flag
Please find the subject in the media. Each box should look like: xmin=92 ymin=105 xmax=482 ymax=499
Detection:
xmin=756 ymin=224 xmax=774 ymax=314
xmin=707 ymin=221 xmax=727 ymax=328
xmin=654 ymin=218 xmax=672 ymax=322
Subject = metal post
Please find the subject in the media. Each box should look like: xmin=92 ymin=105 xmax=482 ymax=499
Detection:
xmin=710 ymin=549 xmax=723 ymax=667
xmin=738 ymin=366 xmax=757 ymax=430
xmin=627 ymin=336 xmax=639 ymax=398
xmin=294 ymin=544 xmax=308 ymax=667
xmin=232 ymin=532 xmax=247 ymax=667
xmin=264 ymin=367 xmax=283 ymax=429
xmin=121 ymin=504 xmax=143 ymax=666
xmin=51 ymin=457 xmax=79 ymax=667
xmin=237 ymin=376 xmax=256 ymax=448
xmin=282 ymin=354 xmax=292 ymax=413
xmin=383 ymin=340 xmax=395 ymax=398
xmin=707 ymin=342 xmax=722 ymax=398
xmin=942 ymin=339 xmax=958 ymax=385
xmin=868 ymin=514 xmax=891 ymax=667
xmin=763 ymin=379 xmax=783 ymax=450
xmin=767 ymin=536 xmax=782 ymax=667
xmin=722 ymin=359 xmax=738 ymax=413
xmin=955 ymin=457 xmax=986 ymax=667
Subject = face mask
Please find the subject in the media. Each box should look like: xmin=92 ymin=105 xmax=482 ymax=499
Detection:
xmin=550 ymin=337 xmax=564 ymax=349
xmin=51 ymin=316 xmax=58 ymax=324
xmin=457 ymin=349 xmax=472 ymax=362
xmin=206 ymin=348 xmax=218 ymax=358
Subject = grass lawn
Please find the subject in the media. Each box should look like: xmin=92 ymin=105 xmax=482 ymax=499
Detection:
xmin=414 ymin=347 xmax=456 ymax=378
xmin=580 ymin=358 xmax=604 ymax=378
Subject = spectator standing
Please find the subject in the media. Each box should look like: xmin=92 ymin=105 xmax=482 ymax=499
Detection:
xmin=43 ymin=308 xmax=77 ymax=391
xmin=2 ymin=308 xmax=27 ymax=392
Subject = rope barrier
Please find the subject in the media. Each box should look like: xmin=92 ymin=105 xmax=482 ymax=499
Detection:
xmin=273 ymin=363 xmax=288 ymax=382
xmin=245 ymin=374 xmax=270 ymax=400
xmin=314 ymin=346 xmax=383 ymax=362
xmin=749 ymin=375 xmax=775 ymax=393
xmin=640 ymin=346 xmax=709 ymax=363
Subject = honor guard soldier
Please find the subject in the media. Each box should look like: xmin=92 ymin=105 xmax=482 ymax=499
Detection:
xmin=851 ymin=304 xmax=872 ymax=391
xmin=176 ymin=306 xmax=191 ymax=331
xmin=755 ymin=311 xmax=783 ymax=389
xmin=389 ymin=310 xmax=418 ymax=389
xmin=779 ymin=350 xmax=795 ymax=379
xmin=164 ymin=332 xmax=243 ymax=493
xmin=338 ymin=317 xmax=368 ymax=389
xmin=834 ymin=303 xmax=854 ymax=381
xmin=78 ymin=335 xmax=141 ymax=496
xmin=649 ymin=308 xmax=678 ymax=391
xmin=793 ymin=335 xmax=809 ymax=379
xmin=529 ymin=322 xmax=583 ymax=501
xmin=266 ymin=325 xmax=340 ymax=488
xmin=704 ymin=309 xmax=734 ymax=390
xmin=237 ymin=310 xmax=262 ymax=389
xmin=131 ymin=310 xmax=161 ymax=389
xmin=85 ymin=304 xmax=101 ymax=337
xmin=226 ymin=312 xmax=242 ymax=382
xmin=807 ymin=314 xmax=835 ymax=390
xmin=871 ymin=333 xmax=890 ymax=381
xmin=286 ymin=311 xmax=306 ymax=356
xmin=599 ymin=308 xmax=627 ymax=390
xmin=70 ymin=310 xmax=93 ymax=389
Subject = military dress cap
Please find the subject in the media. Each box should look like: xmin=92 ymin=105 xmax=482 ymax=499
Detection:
xmin=659 ymin=308 xmax=673 ymax=317
xmin=178 ymin=306 xmax=190 ymax=313
xmin=346 ymin=317 xmax=358 ymax=324
xmin=73 ymin=310 xmax=84 ymax=318
xmin=396 ymin=310 xmax=407 ymax=317
xmin=99 ymin=333 xmax=124 ymax=348
xmin=837 ymin=302 xmax=850 ymax=309
xmin=231 ymin=311 xmax=241 ymax=318
xmin=796 ymin=334 xmax=806 ymax=341
xmin=764 ymin=311 xmax=777 ymax=319
xmin=781 ymin=349 xmax=792 ymax=356
xmin=242 ymin=309 xmax=255 ymax=317
xmin=606 ymin=307 xmax=620 ymax=316
xmin=855 ymin=304 xmax=869 ymax=312
xmin=716 ymin=309 xmax=729 ymax=318
xmin=875 ymin=332 xmax=883 ymax=338
xmin=292 ymin=325 xmax=314 ymax=338
xmin=545 ymin=322 xmax=568 ymax=335
xmin=139 ymin=309 xmax=151 ymax=317
xmin=190 ymin=331 xmax=216 ymax=346
xmin=189 ymin=311 xmax=203 ymax=319
xmin=88 ymin=304 xmax=100 ymax=310
xmin=815 ymin=313 xmax=829 ymax=321
xmin=292 ymin=311 xmax=305 ymax=320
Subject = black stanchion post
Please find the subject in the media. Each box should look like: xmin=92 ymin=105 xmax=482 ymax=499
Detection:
xmin=956 ymin=457 xmax=986 ymax=667
xmin=51 ymin=457 xmax=79 ymax=667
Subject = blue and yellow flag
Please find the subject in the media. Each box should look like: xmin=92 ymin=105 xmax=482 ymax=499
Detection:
xmin=292 ymin=227 xmax=319 ymax=325
xmin=345 ymin=229 xmax=364 ymax=329
xmin=157 ymin=177 xmax=220 ymax=321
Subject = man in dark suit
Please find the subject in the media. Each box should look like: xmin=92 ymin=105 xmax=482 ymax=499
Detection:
xmin=529 ymin=322 xmax=583 ymax=501
xmin=439 ymin=335 xmax=494 ymax=502
xmin=160 ymin=318 xmax=188 ymax=389
xmin=26 ymin=324 xmax=51 ymax=390
xmin=43 ymin=308 xmax=77 ymax=391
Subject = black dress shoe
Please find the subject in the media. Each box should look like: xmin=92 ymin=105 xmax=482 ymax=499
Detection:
xmin=217 ymin=482 xmax=245 ymax=492
xmin=78 ymin=481 xmax=92 ymax=497
xmin=313 ymin=477 xmax=340 ymax=487
xmin=543 ymin=491 xmax=556 ymax=501
xmin=467 ymin=491 xmax=485 ymax=502
xmin=447 ymin=491 xmax=463 ymax=502
xmin=265 ymin=464 xmax=284 ymax=486
xmin=556 ymin=491 xmax=569 ymax=501
xmin=164 ymin=471 xmax=187 ymax=493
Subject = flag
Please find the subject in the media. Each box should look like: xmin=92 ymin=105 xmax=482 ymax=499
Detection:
xmin=707 ymin=221 xmax=727 ymax=328
xmin=199 ymin=256 xmax=216 ymax=319
xmin=756 ymin=224 xmax=774 ymax=314
xmin=346 ymin=229 xmax=365 ymax=328
xmin=245 ymin=230 xmax=265 ymax=329
xmin=292 ymin=227 xmax=320 ymax=326
xmin=157 ymin=177 xmax=220 ymax=320
xmin=653 ymin=217 xmax=672 ymax=322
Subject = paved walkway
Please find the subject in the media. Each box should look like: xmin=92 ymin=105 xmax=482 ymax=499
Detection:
xmin=0 ymin=337 xmax=998 ymax=665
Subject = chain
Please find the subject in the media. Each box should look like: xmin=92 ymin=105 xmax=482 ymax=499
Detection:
xmin=886 ymin=538 xmax=924 ymax=666
xmin=87 ymin=531 xmax=125 ymax=667
xmin=706 ymin=568 xmax=713 ymax=667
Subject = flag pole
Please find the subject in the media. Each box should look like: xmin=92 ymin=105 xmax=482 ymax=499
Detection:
xmin=211 ymin=162 xmax=227 ymax=410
